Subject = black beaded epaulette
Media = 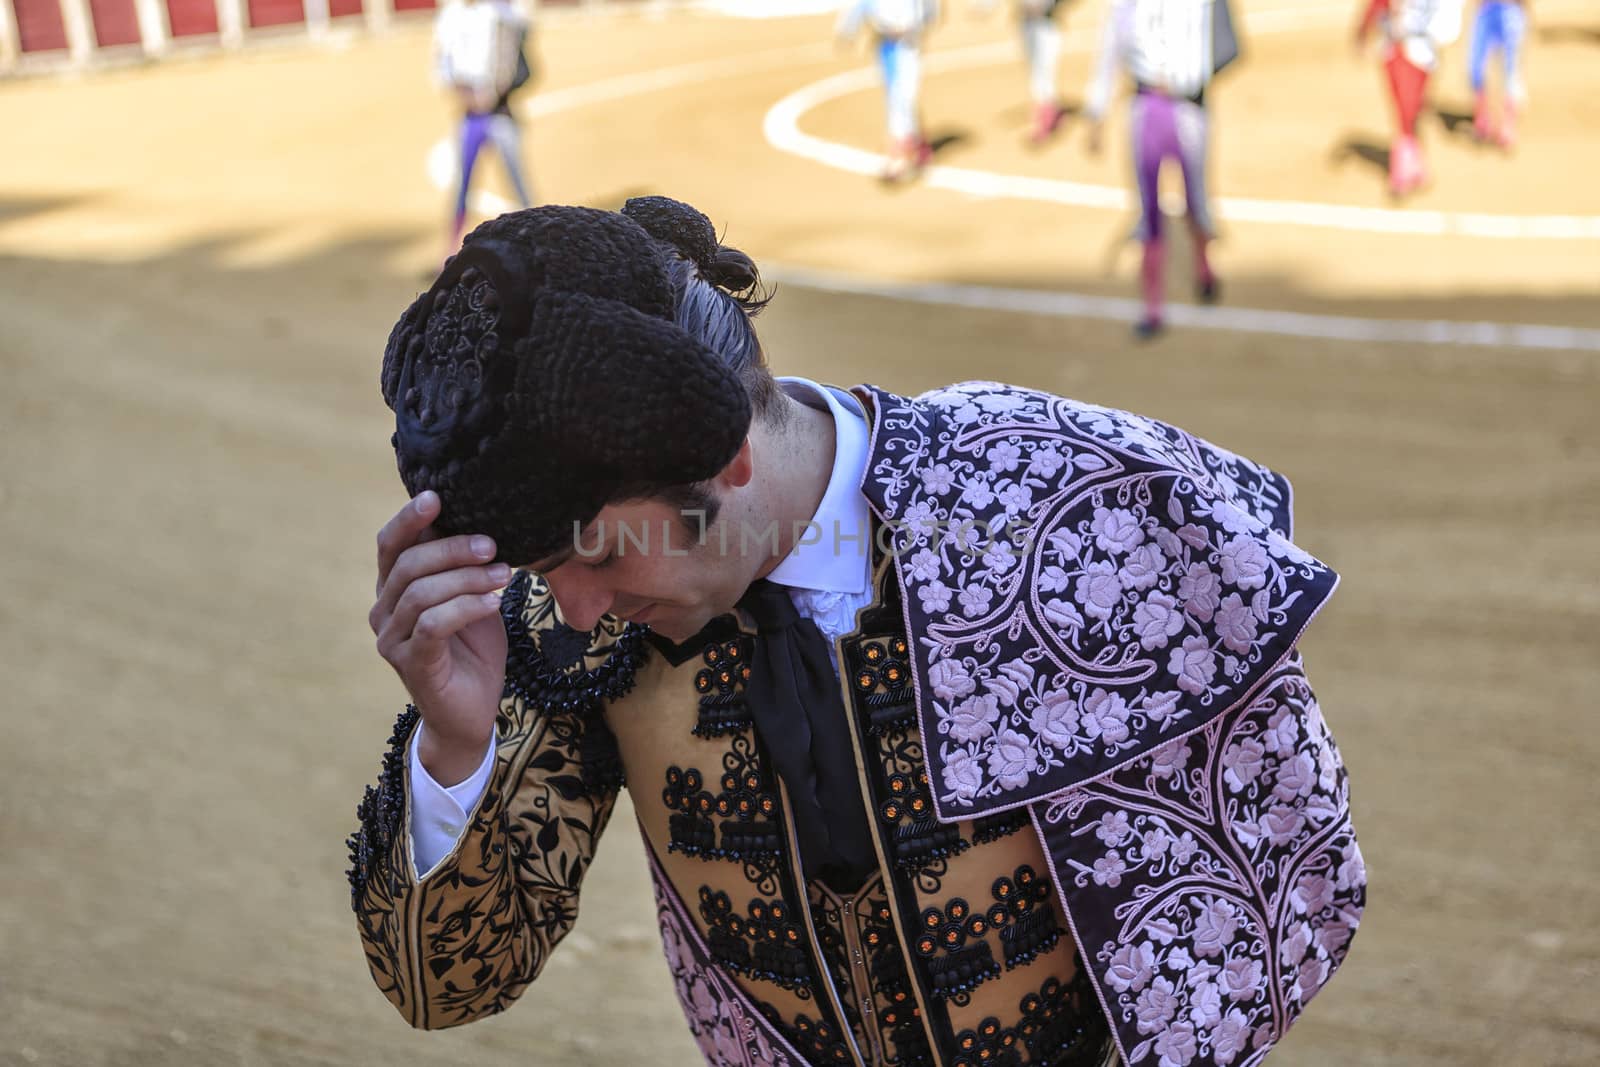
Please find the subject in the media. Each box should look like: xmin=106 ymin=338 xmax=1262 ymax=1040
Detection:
xmin=500 ymin=572 xmax=647 ymax=794
xmin=758 ymin=1007 xmax=854 ymax=1066
xmin=699 ymin=888 xmax=813 ymax=994
xmin=990 ymin=866 xmax=1061 ymax=971
xmin=951 ymin=1015 xmax=1025 ymax=1067
xmin=1017 ymin=962 xmax=1114 ymax=1066
xmin=500 ymin=572 xmax=648 ymax=714
xmin=345 ymin=704 xmax=422 ymax=909
xmin=950 ymin=965 xmax=1114 ymax=1067
xmin=971 ymin=808 xmax=1030 ymax=845
xmin=691 ymin=636 xmax=754 ymax=738
xmin=848 ymin=636 xmax=916 ymax=737
xmin=914 ymin=898 xmax=1003 ymax=999
xmin=663 ymin=747 xmax=783 ymax=864
xmin=880 ymin=770 xmax=967 ymax=872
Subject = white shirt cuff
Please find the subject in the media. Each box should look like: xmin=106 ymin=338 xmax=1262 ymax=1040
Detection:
xmin=408 ymin=726 xmax=496 ymax=878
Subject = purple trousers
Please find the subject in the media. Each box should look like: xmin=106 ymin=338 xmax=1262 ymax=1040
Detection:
xmin=1130 ymin=89 xmax=1213 ymax=243
xmin=454 ymin=111 xmax=532 ymax=227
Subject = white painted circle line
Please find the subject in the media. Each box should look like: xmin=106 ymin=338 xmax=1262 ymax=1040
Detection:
xmin=761 ymin=14 xmax=1600 ymax=241
xmin=768 ymin=264 xmax=1600 ymax=352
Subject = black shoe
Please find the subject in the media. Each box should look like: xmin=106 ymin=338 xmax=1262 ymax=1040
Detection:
xmin=1133 ymin=317 xmax=1165 ymax=340
xmin=1197 ymin=277 xmax=1221 ymax=304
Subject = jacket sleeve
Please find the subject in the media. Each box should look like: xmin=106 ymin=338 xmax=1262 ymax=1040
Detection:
xmin=345 ymin=575 xmax=640 ymax=1030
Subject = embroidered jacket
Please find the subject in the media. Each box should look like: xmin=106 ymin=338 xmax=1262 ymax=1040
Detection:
xmin=348 ymin=382 xmax=1365 ymax=1067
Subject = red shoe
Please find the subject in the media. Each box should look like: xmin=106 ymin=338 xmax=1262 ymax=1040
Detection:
xmin=1388 ymin=135 xmax=1425 ymax=196
xmin=880 ymin=138 xmax=917 ymax=182
xmin=1029 ymin=102 xmax=1064 ymax=144
xmin=914 ymin=138 xmax=934 ymax=167
xmin=1472 ymin=92 xmax=1493 ymax=143
xmin=1496 ymin=105 xmax=1518 ymax=150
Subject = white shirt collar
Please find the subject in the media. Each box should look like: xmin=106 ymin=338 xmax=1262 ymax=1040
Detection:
xmin=764 ymin=378 xmax=873 ymax=596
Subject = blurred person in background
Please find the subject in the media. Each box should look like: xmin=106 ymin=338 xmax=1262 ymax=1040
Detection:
xmin=837 ymin=0 xmax=941 ymax=181
xmin=348 ymin=196 xmax=1365 ymax=1066
xmin=975 ymin=0 xmax=1077 ymax=144
xmin=433 ymin=0 xmax=536 ymax=254
xmin=966 ymin=0 xmax=1081 ymax=143
xmin=1085 ymin=0 xmax=1236 ymax=340
xmin=1354 ymin=0 xmax=1465 ymax=196
xmin=1018 ymin=0 xmax=1073 ymax=143
xmin=1467 ymin=0 xmax=1529 ymax=147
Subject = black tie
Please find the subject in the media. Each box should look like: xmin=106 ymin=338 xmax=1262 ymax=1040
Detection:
xmin=737 ymin=579 xmax=877 ymax=892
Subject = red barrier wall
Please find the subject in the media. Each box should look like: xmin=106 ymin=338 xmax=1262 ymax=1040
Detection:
xmin=247 ymin=0 xmax=304 ymax=27
xmin=166 ymin=0 xmax=220 ymax=36
xmin=329 ymin=0 xmax=362 ymax=16
xmin=88 ymin=0 xmax=141 ymax=46
xmin=14 ymin=0 xmax=70 ymax=51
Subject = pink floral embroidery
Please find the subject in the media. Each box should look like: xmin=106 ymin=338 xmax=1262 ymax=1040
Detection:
xmin=1217 ymin=537 xmax=1270 ymax=592
xmin=1096 ymin=810 xmax=1134 ymax=847
xmin=927 ymin=657 xmax=976 ymax=703
xmin=1122 ymin=543 xmax=1168 ymax=591
xmin=942 ymin=747 xmax=984 ymax=801
xmin=1030 ymin=690 xmax=1081 ymax=750
xmin=987 ymin=439 xmax=1024 ymax=472
xmin=1141 ymin=690 xmax=1183 ymax=723
xmin=908 ymin=547 xmax=942 ymax=582
xmin=902 ymin=500 xmax=940 ymax=538
xmin=1210 ymin=500 xmax=1266 ymax=536
xmin=1029 ymin=446 xmax=1067 ymax=478
xmin=1214 ymin=594 xmax=1257 ymax=654
xmin=1044 ymin=597 xmax=1087 ymax=630
xmin=947 ymin=693 xmax=1001 ymax=743
xmin=1150 ymin=739 xmax=1193 ymax=780
xmin=921 ymin=463 xmax=955 ymax=494
xmin=958 ymin=583 xmax=994 ymax=618
xmin=989 ymin=660 xmax=1036 ymax=706
xmin=1211 ymin=1009 xmax=1252 ymax=1064
xmin=856 ymin=383 xmax=1354 ymax=1061
xmin=997 ymin=482 xmax=1033 ymax=513
xmin=1076 ymin=561 xmax=1124 ymax=622
xmin=1083 ymin=689 xmax=1133 ymax=744
xmin=1107 ymin=942 xmax=1158 ymax=993
xmin=986 ymin=728 xmax=1034 ymax=789
xmin=1134 ymin=592 xmax=1187 ymax=650
xmin=1092 ymin=850 xmax=1128 ymax=887
xmin=1178 ymin=564 xmax=1223 ymax=622
xmin=1290 ymin=875 xmax=1335 ymax=916
xmin=1192 ymin=901 xmax=1240 ymax=958
xmin=1135 ymin=976 xmax=1180 ymax=1033
xmin=1221 ymin=738 xmax=1266 ymax=792
xmin=918 ymin=581 xmax=952 ymax=614
xmin=846 ymin=384 xmax=1359 ymax=1067
xmin=1217 ymin=958 xmax=1264 ymax=1001
xmin=1092 ymin=506 xmax=1147 ymax=555
xmin=1154 ymin=1021 xmax=1198 ymax=1066
xmin=1169 ymin=636 xmax=1218 ymax=696
xmin=1039 ymin=666 xmax=1364 ymax=1067
xmin=1273 ymin=752 xmax=1318 ymax=801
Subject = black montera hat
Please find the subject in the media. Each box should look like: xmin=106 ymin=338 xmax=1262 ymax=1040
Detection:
xmin=380 ymin=199 xmax=754 ymax=565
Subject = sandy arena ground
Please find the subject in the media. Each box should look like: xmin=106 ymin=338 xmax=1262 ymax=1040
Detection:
xmin=2 ymin=1 xmax=1598 ymax=1064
